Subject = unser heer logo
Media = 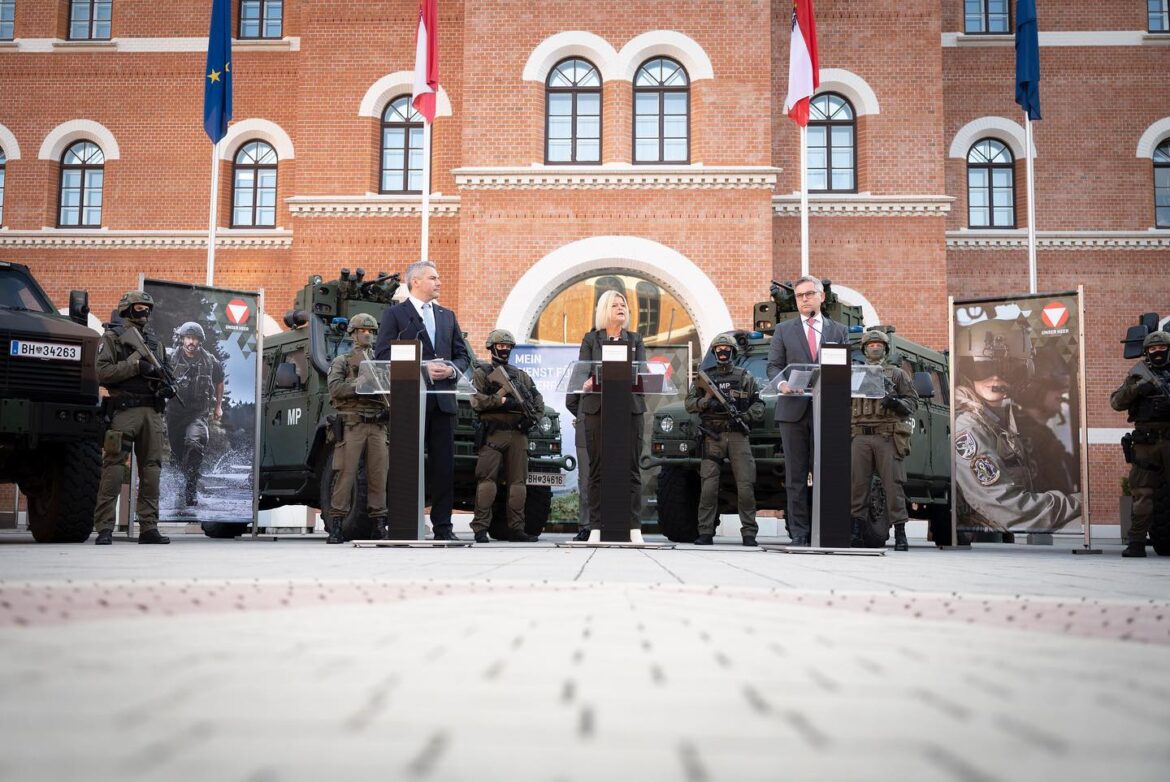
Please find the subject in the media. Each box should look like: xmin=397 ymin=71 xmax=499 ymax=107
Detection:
xmin=225 ymin=298 xmax=250 ymax=326
xmin=1040 ymin=300 xmax=1070 ymax=335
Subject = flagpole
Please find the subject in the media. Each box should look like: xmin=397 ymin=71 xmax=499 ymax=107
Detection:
xmin=419 ymin=121 xmax=431 ymax=262
xmin=206 ymin=140 xmax=220 ymax=286
xmin=800 ymin=124 xmax=809 ymax=277
xmin=1024 ymin=112 xmax=1037 ymax=294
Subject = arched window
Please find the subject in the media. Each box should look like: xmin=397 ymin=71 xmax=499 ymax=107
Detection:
xmin=0 ymin=146 xmax=6 ymax=226
xmin=1155 ymin=140 xmax=1170 ymax=228
xmin=381 ymin=96 xmax=423 ymax=194
xmin=1 ymin=0 xmax=15 ymax=41
xmin=964 ymin=0 xmax=1010 ymax=34
xmin=634 ymin=57 xmax=689 ymax=163
xmin=635 ymin=281 xmax=660 ymax=337
xmin=239 ymin=0 xmax=283 ymax=40
xmin=808 ymin=93 xmax=856 ymax=192
xmin=1149 ymin=0 xmax=1169 ymax=32
xmin=69 ymin=0 xmax=111 ymax=40
xmin=967 ymin=138 xmax=1015 ymax=228
xmin=232 ymin=141 xmax=278 ymax=228
xmin=546 ymin=58 xmax=601 ymax=164
xmin=58 ymin=141 xmax=105 ymax=227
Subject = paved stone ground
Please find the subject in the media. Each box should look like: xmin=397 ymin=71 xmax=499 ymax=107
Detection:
xmin=1 ymin=531 xmax=1168 ymax=781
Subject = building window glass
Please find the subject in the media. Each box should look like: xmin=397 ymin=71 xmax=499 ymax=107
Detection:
xmin=0 ymin=0 xmax=15 ymax=41
xmin=546 ymin=58 xmax=601 ymax=164
xmin=239 ymin=0 xmax=282 ymax=40
xmin=635 ymin=281 xmax=660 ymax=338
xmin=807 ymin=93 xmax=856 ymax=192
xmin=232 ymin=140 xmax=278 ymax=228
xmin=1155 ymin=140 xmax=1170 ymax=227
xmin=58 ymin=141 xmax=105 ymax=227
xmin=69 ymin=0 xmax=112 ymax=40
xmin=967 ymin=138 xmax=1015 ymax=228
xmin=633 ymin=57 xmax=689 ymax=164
xmin=381 ymin=96 xmax=423 ymax=194
xmin=964 ymin=0 xmax=1010 ymax=34
xmin=1151 ymin=0 xmax=1170 ymax=32
xmin=0 ymin=146 xmax=5 ymax=225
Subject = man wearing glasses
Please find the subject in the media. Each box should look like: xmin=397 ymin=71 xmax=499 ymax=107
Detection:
xmin=765 ymin=275 xmax=849 ymax=546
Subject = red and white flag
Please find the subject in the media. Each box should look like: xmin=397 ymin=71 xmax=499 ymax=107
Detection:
xmin=783 ymin=0 xmax=820 ymax=127
xmin=411 ymin=0 xmax=438 ymax=123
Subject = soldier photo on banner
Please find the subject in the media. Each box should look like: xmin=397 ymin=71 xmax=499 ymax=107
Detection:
xmin=143 ymin=280 xmax=261 ymax=525
xmin=950 ymin=291 xmax=1086 ymax=536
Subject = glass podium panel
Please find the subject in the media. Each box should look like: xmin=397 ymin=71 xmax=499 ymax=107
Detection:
xmin=355 ymin=359 xmax=474 ymax=395
xmin=761 ymin=363 xmax=889 ymax=399
xmin=851 ymin=365 xmax=889 ymax=399
xmin=555 ymin=360 xmax=679 ymax=396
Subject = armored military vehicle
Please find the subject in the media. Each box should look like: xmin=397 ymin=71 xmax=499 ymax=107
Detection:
xmin=645 ymin=281 xmax=954 ymax=546
xmin=252 ymin=269 xmax=572 ymax=541
xmin=0 ymin=261 xmax=104 ymax=542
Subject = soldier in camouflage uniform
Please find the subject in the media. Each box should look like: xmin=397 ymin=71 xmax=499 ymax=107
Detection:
xmin=326 ymin=313 xmax=389 ymax=543
xmin=849 ymin=330 xmax=918 ymax=550
xmin=953 ymin=319 xmax=1081 ymax=533
xmin=685 ymin=334 xmax=765 ymax=546
xmin=166 ymin=321 xmax=225 ymax=507
xmin=93 ymin=291 xmax=174 ymax=545
xmin=1110 ymin=330 xmax=1170 ymax=558
xmin=469 ymin=329 xmax=543 ymax=543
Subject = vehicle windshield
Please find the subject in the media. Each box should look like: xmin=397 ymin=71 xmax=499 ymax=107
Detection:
xmin=0 ymin=268 xmax=54 ymax=313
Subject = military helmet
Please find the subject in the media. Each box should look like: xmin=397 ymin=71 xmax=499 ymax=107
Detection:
xmin=116 ymin=290 xmax=154 ymax=316
xmin=956 ymin=318 xmax=1033 ymax=385
xmin=485 ymin=329 xmax=516 ymax=349
xmin=861 ymin=330 xmax=890 ymax=349
xmin=347 ymin=312 xmax=379 ymax=333
xmin=1143 ymin=330 xmax=1170 ymax=351
xmin=176 ymin=321 xmax=205 ymax=341
xmin=710 ymin=334 xmax=738 ymax=354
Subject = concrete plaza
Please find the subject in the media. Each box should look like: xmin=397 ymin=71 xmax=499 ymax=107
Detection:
xmin=1 ymin=529 xmax=1168 ymax=782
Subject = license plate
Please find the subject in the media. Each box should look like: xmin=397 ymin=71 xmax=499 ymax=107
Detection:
xmin=527 ymin=472 xmax=564 ymax=487
xmin=9 ymin=340 xmax=81 ymax=362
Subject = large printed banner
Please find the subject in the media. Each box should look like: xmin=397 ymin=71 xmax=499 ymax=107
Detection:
xmin=950 ymin=290 xmax=1087 ymax=536
xmin=143 ymin=279 xmax=262 ymax=524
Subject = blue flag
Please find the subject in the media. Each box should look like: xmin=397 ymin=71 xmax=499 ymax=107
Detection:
xmin=1015 ymin=0 xmax=1041 ymax=121
xmin=203 ymin=0 xmax=233 ymax=143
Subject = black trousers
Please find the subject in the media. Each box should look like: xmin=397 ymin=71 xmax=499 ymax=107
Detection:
xmin=582 ymin=411 xmax=644 ymax=530
xmin=425 ymin=400 xmax=455 ymax=534
xmin=778 ymin=408 xmax=814 ymax=541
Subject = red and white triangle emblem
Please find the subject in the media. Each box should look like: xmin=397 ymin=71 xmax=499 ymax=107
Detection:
xmin=1041 ymin=302 xmax=1069 ymax=329
xmin=226 ymin=299 xmax=251 ymax=325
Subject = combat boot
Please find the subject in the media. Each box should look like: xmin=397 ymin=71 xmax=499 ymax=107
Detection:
xmin=370 ymin=516 xmax=388 ymax=541
xmin=1122 ymin=542 xmax=1147 ymax=558
xmin=573 ymin=527 xmax=591 ymax=542
xmin=507 ymin=530 xmax=539 ymax=542
xmin=851 ymin=518 xmax=864 ymax=548
xmin=326 ymin=516 xmax=345 ymax=544
xmin=95 ymin=529 xmax=113 ymax=545
xmin=474 ymin=530 xmax=490 ymax=543
xmin=184 ymin=480 xmax=199 ymax=507
xmin=893 ymin=523 xmax=909 ymax=552
xmin=742 ymin=535 xmax=758 ymax=547
xmin=694 ymin=534 xmax=714 ymax=546
xmin=138 ymin=528 xmax=171 ymax=544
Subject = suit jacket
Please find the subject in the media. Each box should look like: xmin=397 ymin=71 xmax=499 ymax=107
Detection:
xmin=374 ymin=299 xmax=472 ymax=415
xmin=765 ymin=315 xmax=849 ymax=422
xmin=566 ymin=329 xmax=648 ymax=417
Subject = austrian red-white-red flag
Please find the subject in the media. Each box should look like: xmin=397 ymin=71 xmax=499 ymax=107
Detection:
xmin=783 ymin=0 xmax=820 ymax=127
xmin=411 ymin=0 xmax=438 ymax=123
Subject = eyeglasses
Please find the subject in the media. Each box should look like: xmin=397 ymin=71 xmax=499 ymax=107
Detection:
xmin=794 ymin=291 xmax=820 ymax=299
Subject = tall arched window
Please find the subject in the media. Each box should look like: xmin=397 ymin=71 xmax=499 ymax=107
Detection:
xmin=967 ymin=138 xmax=1015 ymax=228
xmin=546 ymin=58 xmax=601 ymax=164
xmin=808 ymin=93 xmax=856 ymax=192
xmin=58 ymin=141 xmax=105 ymax=227
xmin=232 ymin=141 xmax=278 ymax=228
xmin=635 ymin=281 xmax=660 ymax=337
xmin=634 ymin=57 xmax=689 ymax=163
xmin=964 ymin=0 xmax=1010 ymax=34
xmin=381 ymin=96 xmax=423 ymax=194
xmin=1155 ymin=140 xmax=1170 ymax=228
xmin=239 ymin=0 xmax=283 ymax=39
xmin=69 ymin=0 xmax=111 ymax=40
xmin=0 ymin=146 xmax=6 ymax=226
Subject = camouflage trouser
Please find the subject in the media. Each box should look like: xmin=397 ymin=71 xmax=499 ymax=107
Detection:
xmin=330 ymin=421 xmax=389 ymax=518
xmin=850 ymin=432 xmax=909 ymax=537
xmin=94 ymin=406 xmax=165 ymax=532
xmin=167 ymin=413 xmax=209 ymax=471
xmin=1129 ymin=436 xmax=1170 ymax=544
xmin=472 ymin=429 xmax=528 ymax=533
xmin=698 ymin=431 xmax=757 ymax=536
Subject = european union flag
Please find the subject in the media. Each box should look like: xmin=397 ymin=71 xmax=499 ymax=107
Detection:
xmin=203 ymin=0 xmax=233 ymax=143
xmin=1015 ymin=0 xmax=1041 ymax=121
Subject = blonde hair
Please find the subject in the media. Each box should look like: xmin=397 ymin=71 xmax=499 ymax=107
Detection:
xmin=594 ymin=290 xmax=629 ymax=331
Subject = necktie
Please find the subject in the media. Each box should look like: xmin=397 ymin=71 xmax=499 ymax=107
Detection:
xmin=421 ymin=302 xmax=436 ymax=347
xmin=806 ymin=318 xmax=817 ymax=361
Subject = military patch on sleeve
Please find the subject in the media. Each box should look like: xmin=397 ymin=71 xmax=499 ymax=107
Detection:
xmin=971 ymin=455 xmax=1000 ymax=487
xmin=954 ymin=429 xmax=977 ymax=460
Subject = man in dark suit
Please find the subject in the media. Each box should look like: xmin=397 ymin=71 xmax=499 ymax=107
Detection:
xmin=374 ymin=260 xmax=472 ymax=541
xmin=765 ymin=275 xmax=849 ymax=546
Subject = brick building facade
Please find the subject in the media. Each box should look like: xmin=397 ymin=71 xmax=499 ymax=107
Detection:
xmin=1 ymin=0 xmax=1168 ymax=526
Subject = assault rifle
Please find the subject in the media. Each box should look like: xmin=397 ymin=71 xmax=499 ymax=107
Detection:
xmin=120 ymin=324 xmax=183 ymax=406
xmin=488 ymin=365 xmax=541 ymax=428
xmin=695 ymin=370 xmax=750 ymax=435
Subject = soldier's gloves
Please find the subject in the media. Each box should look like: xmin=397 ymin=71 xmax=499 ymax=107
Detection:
xmin=879 ymin=394 xmax=899 ymax=411
xmin=500 ymin=398 xmax=522 ymax=412
xmin=703 ymin=398 xmax=720 ymax=411
xmin=138 ymin=359 xmax=162 ymax=378
xmin=482 ymin=382 xmax=500 ymax=395
xmin=1135 ymin=379 xmax=1159 ymax=397
xmin=156 ymin=385 xmax=176 ymax=400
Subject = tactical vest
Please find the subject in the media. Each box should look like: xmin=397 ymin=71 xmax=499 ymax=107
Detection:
xmin=333 ymin=348 xmax=387 ymax=415
xmin=475 ymin=362 xmax=533 ymax=428
xmin=104 ymin=324 xmax=165 ymax=398
xmin=1130 ymin=367 xmax=1170 ymax=425
xmin=699 ymin=365 xmax=752 ymax=424
xmin=171 ymin=348 xmax=216 ymax=414
xmin=851 ymin=362 xmax=901 ymax=427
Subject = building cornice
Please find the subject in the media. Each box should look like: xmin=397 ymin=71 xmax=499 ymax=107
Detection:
xmin=4 ymin=37 xmax=300 ymax=53
xmin=772 ymin=194 xmax=954 ymax=216
xmin=285 ymin=195 xmax=461 ymax=216
xmin=0 ymin=228 xmax=292 ymax=249
xmin=947 ymin=229 xmax=1170 ymax=250
xmin=942 ymin=31 xmax=1168 ymax=48
xmin=452 ymin=165 xmax=780 ymax=190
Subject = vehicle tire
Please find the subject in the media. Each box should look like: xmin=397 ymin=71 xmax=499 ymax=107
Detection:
xmin=318 ymin=446 xmax=373 ymax=541
xmin=26 ymin=441 xmax=101 ymax=543
xmin=927 ymin=503 xmax=954 ymax=546
xmin=860 ymin=476 xmax=889 ymax=548
xmin=656 ymin=465 xmax=700 ymax=543
xmin=201 ymin=522 xmax=248 ymax=539
xmin=488 ymin=484 xmax=552 ymax=539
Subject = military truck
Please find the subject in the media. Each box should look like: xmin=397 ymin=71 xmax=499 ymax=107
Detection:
xmin=252 ymin=269 xmax=573 ymax=541
xmin=1120 ymin=311 xmax=1170 ymax=555
xmin=645 ymin=281 xmax=953 ymax=546
xmin=0 ymin=261 xmax=104 ymax=542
